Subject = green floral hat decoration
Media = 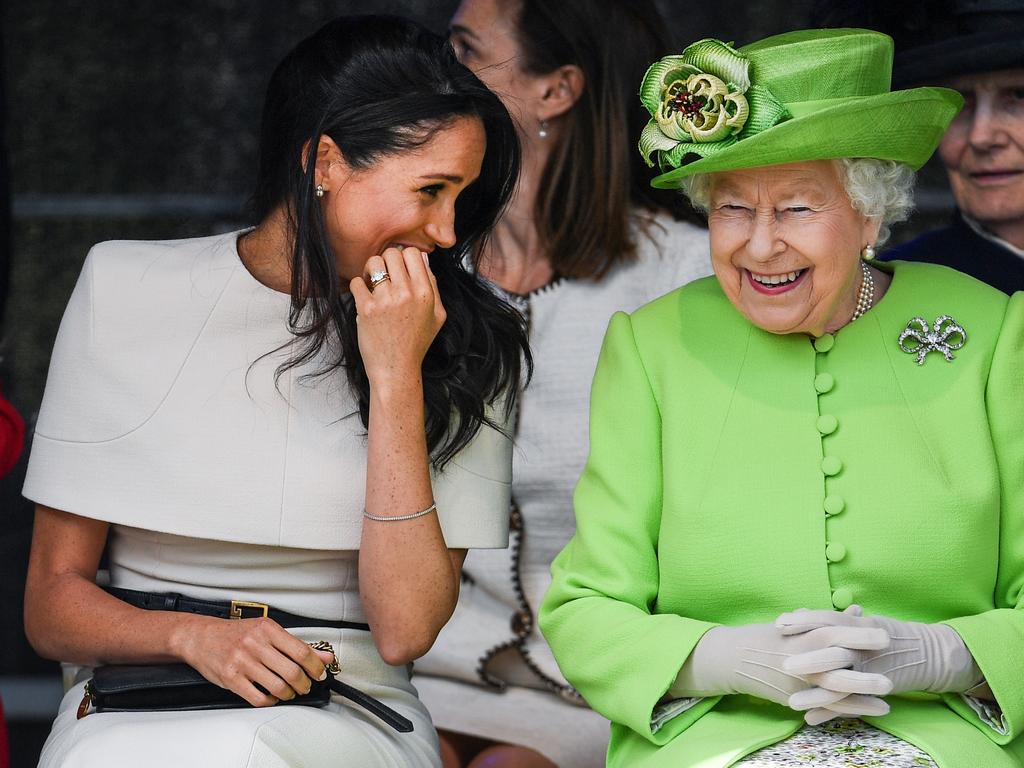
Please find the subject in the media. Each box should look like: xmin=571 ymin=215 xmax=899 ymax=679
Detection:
xmin=639 ymin=28 xmax=963 ymax=188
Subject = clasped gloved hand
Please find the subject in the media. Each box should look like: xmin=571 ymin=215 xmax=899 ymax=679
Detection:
xmin=776 ymin=605 xmax=983 ymax=725
xmin=669 ymin=607 xmax=893 ymax=720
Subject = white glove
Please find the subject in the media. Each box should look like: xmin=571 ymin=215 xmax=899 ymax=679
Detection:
xmin=670 ymin=611 xmax=893 ymax=719
xmin=777 ymin=606 xmax=983 ymax=724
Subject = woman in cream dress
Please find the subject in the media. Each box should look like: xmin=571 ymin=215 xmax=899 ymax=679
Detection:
xmin=22 ymin=16 xmax=529 ymax=768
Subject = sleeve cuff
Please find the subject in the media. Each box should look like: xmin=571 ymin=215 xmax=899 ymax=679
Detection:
xmin=651 ymin=696 xmax=704 ymax=734
xmin=961 ymin=693 xmax=1010 ymax=736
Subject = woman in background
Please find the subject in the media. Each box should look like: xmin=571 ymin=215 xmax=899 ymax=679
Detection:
xmin=412 ymin=2 xmax=710 ymax=766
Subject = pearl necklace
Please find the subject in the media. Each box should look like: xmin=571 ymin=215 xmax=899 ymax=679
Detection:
xmin=850 ymin=261 xmax=875 ymax=323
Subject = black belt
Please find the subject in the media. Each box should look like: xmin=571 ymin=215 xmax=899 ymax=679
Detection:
xmin=106 ymin=586 xmax=371 ymax=631
xmin=104 ymin=587 xmax=412 ymax=732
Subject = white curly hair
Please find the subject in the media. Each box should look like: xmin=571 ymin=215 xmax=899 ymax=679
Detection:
xmin=679 ymin=158 xmax=916 ymax=247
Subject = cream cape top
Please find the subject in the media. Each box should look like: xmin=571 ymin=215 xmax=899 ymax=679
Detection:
xmin=24 ymin=231 xmax=512 ymax=550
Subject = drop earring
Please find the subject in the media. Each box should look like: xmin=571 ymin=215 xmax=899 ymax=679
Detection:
xmin=315 ymin=184 xmax=325 ymax=198
xmin=538 ymin=120 xmax=549 ymax=139
xmin=861 ymin=244 xmax=876 ymax=261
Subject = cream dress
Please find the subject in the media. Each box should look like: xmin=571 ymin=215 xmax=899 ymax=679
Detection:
xmin=24 ymin=231 xmax=513 ymax=767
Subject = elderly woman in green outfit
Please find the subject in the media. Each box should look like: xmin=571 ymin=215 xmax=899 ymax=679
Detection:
xmin=540 ymin=28 xmax=1024 ymax=768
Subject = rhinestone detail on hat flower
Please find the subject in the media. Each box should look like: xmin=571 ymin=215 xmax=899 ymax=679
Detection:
xmin=659 ymin=73 xmax=749 ymax=143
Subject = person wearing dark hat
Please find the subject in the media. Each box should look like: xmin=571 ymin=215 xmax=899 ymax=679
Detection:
xmin=816 ymin=0 xmax=1024 ymax=293
xmin=540 ymin=27 xmax=1024 ymax=768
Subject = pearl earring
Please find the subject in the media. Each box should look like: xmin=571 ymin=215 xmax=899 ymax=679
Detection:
xmin=861 ymin=244 xmax=876 ymax=261
xmin=538 ymin=120 xmax=549 ymax=139
xmin=315 ymin=184 xmax=325 ymax=198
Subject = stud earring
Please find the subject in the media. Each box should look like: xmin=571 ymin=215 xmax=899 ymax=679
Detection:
xmin=315 ymin=184 xmax=325 ymax=198
xmin=861 ymin=244 xmax=876 ymax=261
xmin=538 ymin=120 xmax=549 ymax=139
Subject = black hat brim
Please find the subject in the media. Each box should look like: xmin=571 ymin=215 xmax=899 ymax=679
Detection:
xmin=894 ymin=27 xmax=1024 ymax=86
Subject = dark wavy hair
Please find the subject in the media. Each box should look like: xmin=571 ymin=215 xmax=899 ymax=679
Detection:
xmin=514 ymin=0 xmax=704 ymax=279
xmin=251 ymin=15 xmax=530 ymax=469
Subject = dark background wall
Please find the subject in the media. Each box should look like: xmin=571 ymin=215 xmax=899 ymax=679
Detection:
xmin=0 ymin=1 xmax=952 ymax=765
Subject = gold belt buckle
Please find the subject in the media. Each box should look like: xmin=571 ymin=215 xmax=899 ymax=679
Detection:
xmin=229 ymin=600 xmax=269 ymax=619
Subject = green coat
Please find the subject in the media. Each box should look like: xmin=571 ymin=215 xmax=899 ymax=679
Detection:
xmin=539 ymin=262 xmax=1024 ymax=767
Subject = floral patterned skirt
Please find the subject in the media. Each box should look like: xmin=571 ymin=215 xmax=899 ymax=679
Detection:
xmin=735 ymin=719 xmax=937 ymax=767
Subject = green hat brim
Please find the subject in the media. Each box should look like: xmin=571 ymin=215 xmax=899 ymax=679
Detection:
xmin=650 ymin=86 xmax=962 ymax=189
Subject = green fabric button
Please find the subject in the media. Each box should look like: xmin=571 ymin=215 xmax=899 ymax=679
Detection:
xmin=826 ymin=542 xmax=847 ymax=562
xmin=821 ymin=456 xmax=843 ymax=476
xmin=816 ymin=414 xmax=838 ymax=435
xmin=814 ymin=373 xmax=835 ymax=394
xmin=832 ymin=587 xmax=854 ymax=610
xmin=814 ymin=334 xmax=835 ymax=353
xmin=824 ymin=494 xmax=845 ymax=516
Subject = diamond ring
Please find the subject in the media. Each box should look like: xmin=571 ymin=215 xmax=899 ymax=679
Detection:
xmin=368 ymin=269 xmax=390 ymax=290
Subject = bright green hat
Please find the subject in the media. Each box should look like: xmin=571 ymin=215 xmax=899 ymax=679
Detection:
xmin=639 ymin=28 xmax=963 ymax=188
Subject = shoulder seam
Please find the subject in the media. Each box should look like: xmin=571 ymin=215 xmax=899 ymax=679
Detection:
xmin=618 ymin=312 xmax=663 ymax=423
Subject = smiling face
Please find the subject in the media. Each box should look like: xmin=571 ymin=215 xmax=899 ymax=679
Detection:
xmin=319 ymin=116 xmax=486 ymax=281
xmin=939 ymin=69 xmax=1024 ymax=247
xmin=707 ymin=160 xmax=880 ymax=337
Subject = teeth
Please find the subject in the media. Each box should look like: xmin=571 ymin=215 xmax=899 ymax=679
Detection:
xmin=752 ymin=269 xmax=802 ymax=285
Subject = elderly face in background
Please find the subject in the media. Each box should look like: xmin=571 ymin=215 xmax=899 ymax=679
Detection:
xmin=939 ymin=68 xmax=1024 ymax=246
xmin=685 ymin=158 xmax=914 ymax=337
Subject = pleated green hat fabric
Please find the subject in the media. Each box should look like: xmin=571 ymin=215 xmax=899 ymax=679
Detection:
xmin=641 ymin=29 xmax=963 ymax=188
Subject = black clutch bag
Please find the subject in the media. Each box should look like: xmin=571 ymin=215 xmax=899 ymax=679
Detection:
xmin=77 ymin=660 xmax=413 ymax=732
xmin=81 ymin=589 xmax=414 ymax=732
xmin=78 ymin=662 xmax=331 ymax=716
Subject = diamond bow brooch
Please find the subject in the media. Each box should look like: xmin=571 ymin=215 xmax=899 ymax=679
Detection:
xmin=898 ymin=316 xmax=967 ymax=365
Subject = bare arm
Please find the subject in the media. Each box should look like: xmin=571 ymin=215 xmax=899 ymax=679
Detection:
xmin=352 ymin=247 xmax=468 ymax=666
xmin=25 ymin=505 xmax=182 ymax=665
xmin=25 ymin=505 xmax=331 ymax=705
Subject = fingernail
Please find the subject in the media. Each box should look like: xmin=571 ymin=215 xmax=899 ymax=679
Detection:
xmin=422 ymin=251 xmax=429 ymax=265
xmin=317 ymin=667 xmax=328 ymax=681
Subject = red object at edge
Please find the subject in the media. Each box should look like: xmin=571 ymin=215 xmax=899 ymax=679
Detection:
xmin=0 ymin=693 xmax=10 ymax=768
xmin=0 ymin=390 xmax=24 ymax=479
